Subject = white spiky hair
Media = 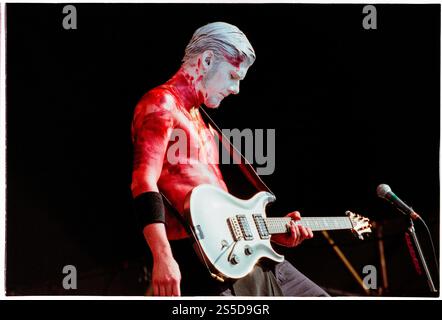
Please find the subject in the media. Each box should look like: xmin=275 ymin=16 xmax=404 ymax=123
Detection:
xmin=182 ymin=22 xmax=256 ymax=66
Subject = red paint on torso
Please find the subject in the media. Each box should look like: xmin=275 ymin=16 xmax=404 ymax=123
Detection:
xmin=132 ymin=71 xmax=227 ymax=240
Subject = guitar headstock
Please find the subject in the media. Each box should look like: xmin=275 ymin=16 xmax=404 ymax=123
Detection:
xmin=346 ymin=210 xmax=372 ymax=240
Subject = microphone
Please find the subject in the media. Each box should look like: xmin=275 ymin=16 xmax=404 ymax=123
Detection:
xmin=376 ymin=184 xmax=420 ymax=220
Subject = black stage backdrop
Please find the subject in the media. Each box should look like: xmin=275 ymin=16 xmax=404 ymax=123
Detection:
xmin=6 ymin=4 xmax=440 ymax=296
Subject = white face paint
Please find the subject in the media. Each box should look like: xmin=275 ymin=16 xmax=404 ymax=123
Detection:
xmin=201 ymin=60 xmax=250 ymax=108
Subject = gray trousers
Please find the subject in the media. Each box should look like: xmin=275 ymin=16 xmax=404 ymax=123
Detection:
xmin=219 ymin=260 xmax=329 ymax=297
xmin=171 ymin=239 xmax=329 ymax=297
xmin=274 ymin=260 xmax=329 ymax=296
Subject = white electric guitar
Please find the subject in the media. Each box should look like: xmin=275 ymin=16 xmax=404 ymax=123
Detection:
xmin=184 ymin=184 xmax=372 ymax=281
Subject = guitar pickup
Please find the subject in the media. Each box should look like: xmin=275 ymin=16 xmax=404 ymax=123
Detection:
xmin=236 ymin=215 xmax=254 ymax=241
xmin=253 ymin=214 xmax=270 ymax=239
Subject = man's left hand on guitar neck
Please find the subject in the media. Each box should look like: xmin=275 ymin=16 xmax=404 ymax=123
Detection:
xmin=271 ymin=211 xmax=313 ymax=247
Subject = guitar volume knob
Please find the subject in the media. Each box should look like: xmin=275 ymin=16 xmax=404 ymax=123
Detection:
xmin=230 ymin=254 xmax=240 ymax=265
xmin=244 ymin=245 xmax=253 ymax=256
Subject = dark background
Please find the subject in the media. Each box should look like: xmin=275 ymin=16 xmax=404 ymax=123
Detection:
xmin=6 ymin=4 xmax=440 ymax=296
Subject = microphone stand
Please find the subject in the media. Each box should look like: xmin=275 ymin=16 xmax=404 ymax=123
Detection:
xmin=406 ymin=217 xmax=437 ymax=293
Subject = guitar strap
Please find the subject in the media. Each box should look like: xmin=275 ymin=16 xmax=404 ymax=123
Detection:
xmin=199 ymin=107 xmax=275 ymax=196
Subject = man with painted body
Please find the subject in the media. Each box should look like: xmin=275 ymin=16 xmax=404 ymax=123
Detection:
xmin=131 ymin=22 xmax=328 ymax=296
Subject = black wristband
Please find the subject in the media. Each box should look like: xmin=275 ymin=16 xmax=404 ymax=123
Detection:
xmin=133 ymin=191 xmax=166 ymax=232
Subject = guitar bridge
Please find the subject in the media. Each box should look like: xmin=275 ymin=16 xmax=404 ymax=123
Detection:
xmin=227 ymin=217 xmax=243 ymax=241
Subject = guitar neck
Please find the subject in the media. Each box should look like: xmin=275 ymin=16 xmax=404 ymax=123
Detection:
xmin=265 ymin=217 xmax=353 ymax=234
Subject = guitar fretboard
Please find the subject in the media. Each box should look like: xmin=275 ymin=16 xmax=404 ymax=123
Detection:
xmin=265 ymin=217 xmax=353 ymax=234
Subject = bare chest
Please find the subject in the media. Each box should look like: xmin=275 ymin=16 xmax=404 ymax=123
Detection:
xmin=166 ymin=107 xmax=219 ymax=165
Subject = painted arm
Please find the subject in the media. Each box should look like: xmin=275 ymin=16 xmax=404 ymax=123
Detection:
xmin=131 ymin=94 xmax=181 ymax=296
